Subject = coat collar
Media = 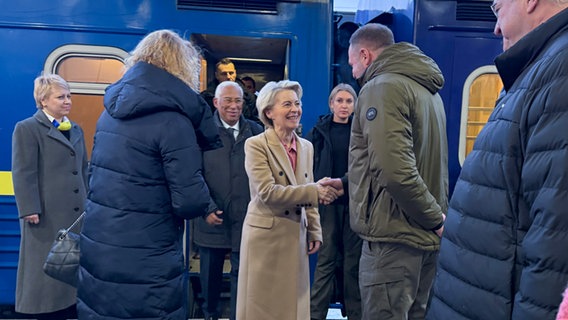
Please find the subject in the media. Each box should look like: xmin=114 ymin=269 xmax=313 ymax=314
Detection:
xmin=495 ymin=7 xmax=568 ymax=91
xmin=33 ymin=110 xmax=80 ymax=151
xmin=213 ymin=111 xmax=252 ymax=142
xmin=265 ymin=128 xmax=303 ymax=185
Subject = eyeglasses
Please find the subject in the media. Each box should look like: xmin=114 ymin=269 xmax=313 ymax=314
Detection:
xmin=222 ymin=97 xmax=243 ymax=104
xmin=490 ymin=2 xmax=499 ymax=17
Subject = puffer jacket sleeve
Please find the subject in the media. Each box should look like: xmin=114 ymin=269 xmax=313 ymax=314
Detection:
xmin=515 ymin=53 xmax=568 ymax=318
xmin=188 ymin=93 xmax=223 ymax=152
xmin=161 ymin=115 xmax=210 ymax=220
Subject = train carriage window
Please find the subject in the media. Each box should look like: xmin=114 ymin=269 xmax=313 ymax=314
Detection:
xmin=459 ymin=66 xmax=503 ymax=165
xmin=44 ymin=45 xmax=129 ymax=159
xmin=56 ymin=56 xmax=123 ymax=84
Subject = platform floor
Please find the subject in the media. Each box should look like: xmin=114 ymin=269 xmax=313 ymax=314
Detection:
xmin=186 ymin=308 xmax=347 ymax=320
xmin=2 ymin=309 xmax=347 ymax=320
xmin=0 ymin=309 xmax=347 ymax=320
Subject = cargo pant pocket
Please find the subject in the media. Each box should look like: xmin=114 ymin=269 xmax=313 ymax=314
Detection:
xmin=360 ymin=266 xmax=406 ymax=319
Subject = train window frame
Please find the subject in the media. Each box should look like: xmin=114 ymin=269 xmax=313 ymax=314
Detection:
xmin=459 ymin=65 xmax=502 ymax=165
xmin=43 ymin=44 xmax=129 ymax=94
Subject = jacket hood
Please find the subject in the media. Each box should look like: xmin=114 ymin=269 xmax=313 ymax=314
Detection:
xmin=104 ymin=61 xmax=223 ymax=151
xmin=315 ymin=113 xmax=334 ymax=125
xmin=104 ymin=61 xmax=202 ymax=120
xmin=314 ymin=113 xmax=353 ymax=127
xmin=361 ymin=42 xmax=444 ymax=94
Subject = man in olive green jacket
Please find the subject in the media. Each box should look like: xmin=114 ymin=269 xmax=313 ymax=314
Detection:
xmin=348 ymin=23 xmax=448 ymax=319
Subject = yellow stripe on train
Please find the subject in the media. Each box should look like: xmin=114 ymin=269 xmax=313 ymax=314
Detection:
xmin=0 ymin=171 xmax=14 ymax=196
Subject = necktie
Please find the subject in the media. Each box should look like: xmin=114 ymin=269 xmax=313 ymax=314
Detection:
xmin=227 ymin=127 xmax=237 ymax=140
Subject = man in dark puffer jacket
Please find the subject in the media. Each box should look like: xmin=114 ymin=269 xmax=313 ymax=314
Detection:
xmin=428 ymin=2 xmax=568 ymax=319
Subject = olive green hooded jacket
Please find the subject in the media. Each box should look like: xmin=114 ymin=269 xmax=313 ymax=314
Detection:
xmin=348 ymin=42 xmax=448 ymax=251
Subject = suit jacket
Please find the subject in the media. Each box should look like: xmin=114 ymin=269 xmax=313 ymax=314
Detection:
xmin=194 ymin=112 xmax=264 ymax=251
xmin=12 ymin=110 xmax=88 ymax=314
xmin=236 ymin=128 xmax=322 ymax=320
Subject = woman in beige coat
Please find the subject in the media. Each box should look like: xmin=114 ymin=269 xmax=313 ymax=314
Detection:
xmin=236 ymin=80 xmax=340 ymax=320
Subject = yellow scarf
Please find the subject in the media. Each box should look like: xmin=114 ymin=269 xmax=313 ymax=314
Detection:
xmin=52 ymin=119 xmax=71 ymax=131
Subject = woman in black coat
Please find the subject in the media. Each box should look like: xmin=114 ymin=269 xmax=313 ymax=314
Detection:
xmin=306 ymin=83 xmax=362 ymax=320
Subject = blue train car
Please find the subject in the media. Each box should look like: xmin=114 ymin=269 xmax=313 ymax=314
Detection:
xmin=414 ymin=0 xmax=503 ymax=193
xmin=0 ymin=0 xmax=505 ymax=316
xmin=0 ymin=0 xmax=333 ymax=308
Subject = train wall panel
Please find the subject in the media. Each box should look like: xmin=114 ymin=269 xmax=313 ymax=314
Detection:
xmin=0 ymin=196 xmax=19 ymax=305
xmin=0 ymin=1 xmax=332 ymax=172
xmin=413 ymin=0 xmax=502 ymax=192
xmin=0 ymin=0 xmax=333 ymax=307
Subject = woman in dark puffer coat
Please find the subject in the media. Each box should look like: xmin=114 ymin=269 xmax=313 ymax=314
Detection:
xmin=77 ymin=30 xmax=222 ymax=319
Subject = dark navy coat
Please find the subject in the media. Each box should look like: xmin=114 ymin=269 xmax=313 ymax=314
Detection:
xmin=78 ymin=61 xmax=221 ymax=319
xmin=193 ymin=112 xmax=263 ymax=251
xmin=428 ymin=8 xmax=568 ymax=320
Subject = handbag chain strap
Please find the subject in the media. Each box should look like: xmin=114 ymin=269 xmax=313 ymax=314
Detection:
xmin=57 ymin=211 xmax=86 ymax=240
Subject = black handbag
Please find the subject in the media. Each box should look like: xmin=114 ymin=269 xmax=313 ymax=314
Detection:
xmin=43 ymin=212 xmax=85 ymax=287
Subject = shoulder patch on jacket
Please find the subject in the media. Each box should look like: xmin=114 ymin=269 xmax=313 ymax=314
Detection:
xmin=366 ymin=107 xmax=377 ymax=121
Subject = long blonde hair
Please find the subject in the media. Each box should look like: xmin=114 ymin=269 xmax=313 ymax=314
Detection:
xmin=125 ymin=29 xmax=201 ymax=91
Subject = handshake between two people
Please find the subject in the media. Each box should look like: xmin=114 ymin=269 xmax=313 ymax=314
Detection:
xmin=316 ymin=177 xmax=344 ymax=205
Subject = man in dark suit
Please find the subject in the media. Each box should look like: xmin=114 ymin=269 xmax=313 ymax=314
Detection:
xmin=194 ymin=81 xmax=263 ymax=320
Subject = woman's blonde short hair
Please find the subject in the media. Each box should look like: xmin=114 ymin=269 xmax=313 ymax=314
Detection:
xmin=33 ymin=73 xmax=70 ymax=109
xmin=256 ymin=80 xmax=303 ymax=128
xmin=328 ymin=83 xmax=357 ymax=112
xmin=125 ymin=29 xmax=201 ymax=91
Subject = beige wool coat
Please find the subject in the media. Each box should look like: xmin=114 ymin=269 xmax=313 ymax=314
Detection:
xmin=236 ymin=128 xmax=322 ymax=320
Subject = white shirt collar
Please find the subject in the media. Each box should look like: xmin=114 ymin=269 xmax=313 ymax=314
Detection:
xmin=42 ymin=110 xmax=68 ymax=124
xmin=220 ymin=119 xmax=239 ymax=131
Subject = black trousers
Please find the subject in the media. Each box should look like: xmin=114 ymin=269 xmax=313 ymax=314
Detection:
xmin=310 ymin=203 xmax=362 ymax=320
xmin=199 ymin=246 xmax=239 ymax=320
